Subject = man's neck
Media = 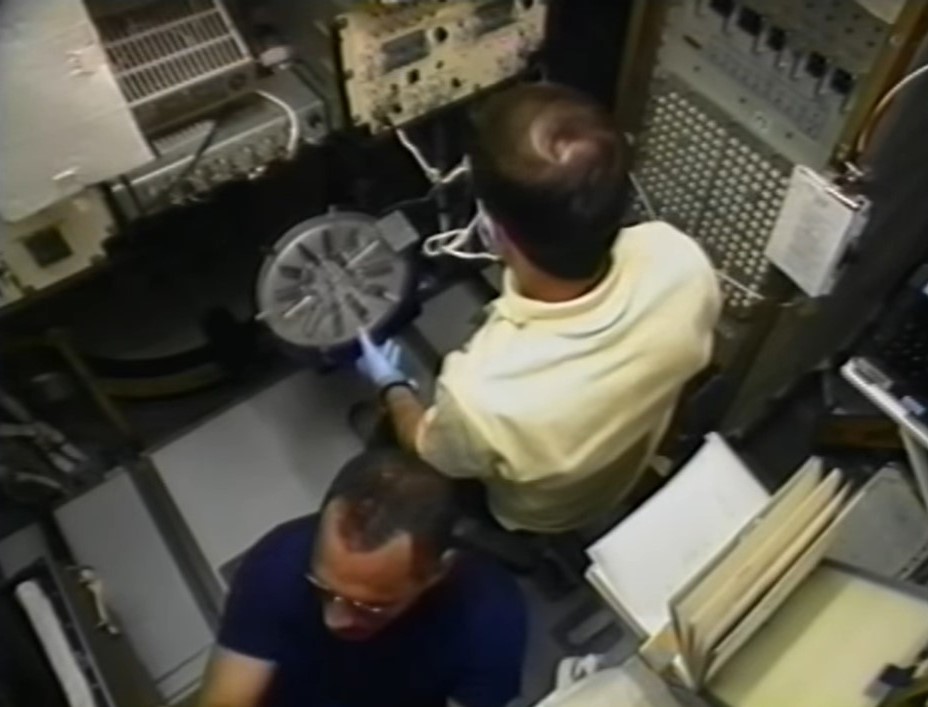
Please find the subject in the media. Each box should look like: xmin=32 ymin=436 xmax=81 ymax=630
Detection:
xmin=512 ymin=260 xmax=609 ymax=303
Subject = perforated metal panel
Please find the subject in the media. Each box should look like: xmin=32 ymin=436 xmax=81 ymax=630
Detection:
xmin=699 ymin=136 xmax=790 ymax=309
xmin=634 ymin=79 xmax=790 ymax=313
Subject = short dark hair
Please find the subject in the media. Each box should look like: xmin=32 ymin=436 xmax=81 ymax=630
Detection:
xmin=469 ymin=83 xmax=630 ymax=280
xmin=322 ymin=449 xmax=457 ymax=566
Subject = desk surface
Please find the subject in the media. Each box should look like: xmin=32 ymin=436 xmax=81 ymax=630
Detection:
xmin=707 ymin=564 xmax=928 ymax=707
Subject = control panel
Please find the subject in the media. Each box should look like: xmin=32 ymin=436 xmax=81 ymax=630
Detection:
xmin=108 ymin=71 xmax=328 ymax=220
xmin=659 ymin=0 xmax=897 ymax=167
xmin=269 ymin=0 xmax=548 ymax=132
xmin=626 ymin=0 xmax=924 ymax=315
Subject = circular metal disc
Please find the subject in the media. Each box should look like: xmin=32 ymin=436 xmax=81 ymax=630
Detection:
xmin=255 ymin=211 xmax=411 ymax=350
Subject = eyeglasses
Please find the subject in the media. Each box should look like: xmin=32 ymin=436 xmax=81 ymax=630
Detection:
xmin=304 ymin=573 xmax=391 ymax=616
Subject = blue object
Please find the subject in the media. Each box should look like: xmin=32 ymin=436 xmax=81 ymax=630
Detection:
xmin=217 ymin=516 xmax=528 ymax=707
xmin=355 ymin=330 xmax=410 ymax=392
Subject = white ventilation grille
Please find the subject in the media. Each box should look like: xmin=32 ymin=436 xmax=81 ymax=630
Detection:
xmin=95 ymin=0 xmax=252 ymax=107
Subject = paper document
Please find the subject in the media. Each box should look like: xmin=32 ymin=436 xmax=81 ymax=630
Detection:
xmin=765 ymin=165 xmax=866 ymax=297
xmin=587 ymin=434 xmax=768 ymax=636
xmin=0 ymin=0 xmax=154 ymax=220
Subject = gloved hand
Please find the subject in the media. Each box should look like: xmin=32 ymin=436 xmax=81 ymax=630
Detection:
xmin=356 ymin=330 xmax=411 ymax=392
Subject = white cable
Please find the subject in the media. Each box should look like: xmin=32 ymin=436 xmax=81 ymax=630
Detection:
xmin=256 ymin=89 xmax=301 ymax=159
xmin=395 ymin=127 xmax=441 ymax=181
xmin=629 ymin=171 xmax=656 ymax=220
xmin=421 ymin=226 xmax=472 ymax=257
xmin=395 ymin=127 xmax=469 ymax=185
xmin=716 ymin=269 xmax=766 ymax=301
xmin=856 ymin=62 xmax=928 ymax=155
xmin=394 ymin=126 xmax=483 ymax=258
xmin=439 ymin=161 xmax=471 ymax=184
xmin=421 ymin=213 xmax=498 ymax=261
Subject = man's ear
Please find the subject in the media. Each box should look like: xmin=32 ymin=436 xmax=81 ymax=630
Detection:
xmin=487 ymin=218 xmax=516 ymax=260
xmin=427 ymin=549 xmax=458 ymax=586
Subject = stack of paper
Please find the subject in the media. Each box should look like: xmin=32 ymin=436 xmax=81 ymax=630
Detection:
xmin=668 ymin=459 xmax=861 ymax=686
xmin=586 ymin=434 xmax=769 ymax=638
xmin=587 ymin=434 xmax=865 ymax=690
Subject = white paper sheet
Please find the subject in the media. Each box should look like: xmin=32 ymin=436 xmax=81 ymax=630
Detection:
xmin=0 ymin=0 xmax=153 ymax=220
xmin=765 ymin=165 xmax=865 ymax=297
xmin=587 ymin=434 xmax=769 ymax=637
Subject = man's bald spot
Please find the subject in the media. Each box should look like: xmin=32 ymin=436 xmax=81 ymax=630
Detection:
xmin=470 ymin=83 xmax=629 ymax=279
xmin=316 ymin=500 xmax=423 ymax=604
xmin=488 ymin=90 xmax=623 ymax=190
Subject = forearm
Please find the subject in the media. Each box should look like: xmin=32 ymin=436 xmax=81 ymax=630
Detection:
xmin=383 ymin=385 xmax=427 ymax=453
xmin=198 ymin=649 xmax=272 ymax=707
xmin=199 ymin=679 xmax=262 ymax=707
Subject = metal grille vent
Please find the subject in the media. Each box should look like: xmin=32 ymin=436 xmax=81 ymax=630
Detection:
xmin=95 ymin=0 xmax=251 ymax=106
xmin=634 ymin=80 xmax=790 ymax=314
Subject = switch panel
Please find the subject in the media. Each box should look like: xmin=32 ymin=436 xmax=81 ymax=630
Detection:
xmin=626 ymin=0 xmax=923 ymax=315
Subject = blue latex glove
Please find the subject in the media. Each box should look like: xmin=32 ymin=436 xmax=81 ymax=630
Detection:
xmin=356 ymin=330 xmax=410 ymax=391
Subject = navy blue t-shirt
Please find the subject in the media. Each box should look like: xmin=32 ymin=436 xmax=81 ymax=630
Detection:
xmin=217 ymin=516 xmax=527 ymax=707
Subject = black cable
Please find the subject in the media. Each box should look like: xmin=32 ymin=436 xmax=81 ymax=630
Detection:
xmin=378 ymin=184 xmax=441 ymax=217
xmin=118 ymin=175 xmax=146 ymax=218
xmin=149 ymin=118 xmax=222 ymax=210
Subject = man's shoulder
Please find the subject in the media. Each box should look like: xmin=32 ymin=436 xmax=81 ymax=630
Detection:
xmin=217 ymin=515 xmax=318 ymax=659
xmin=236 ymin=515 xmax=317 ymax=584
xmin=450 ymin=556 xmax=525 ymax=618
xmin=620 ymin=220 xmax=719 ymax=310
xmin=621 ymin=220 xmax=713 ymax=269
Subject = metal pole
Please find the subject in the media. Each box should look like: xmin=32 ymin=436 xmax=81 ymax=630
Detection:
xmin=901 ymin=428 xmax=928 ymax=511
xmin=128 ymin=458 xmax=223 ymax=630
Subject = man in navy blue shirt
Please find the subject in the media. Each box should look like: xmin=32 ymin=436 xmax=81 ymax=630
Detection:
xmin=199 ymin=449 xmax=527 ymax=707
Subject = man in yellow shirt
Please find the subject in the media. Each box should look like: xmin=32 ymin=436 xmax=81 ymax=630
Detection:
xmin=358 ymin=83 xmax=721 ymax=533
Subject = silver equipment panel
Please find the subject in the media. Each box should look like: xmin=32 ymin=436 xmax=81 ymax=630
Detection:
xmin=628 ymin=0 xmax=918 ymax=315
xmin=88 ymin=0 xmax=255 ymax=133
xmin=108 ymin=71 xmax=329 ymax=220
xmin=659 ymin=0 xmax=894 ymax=167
